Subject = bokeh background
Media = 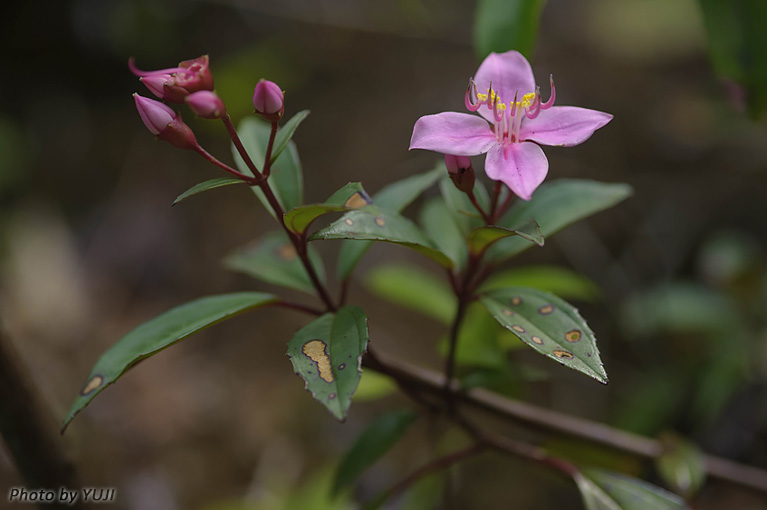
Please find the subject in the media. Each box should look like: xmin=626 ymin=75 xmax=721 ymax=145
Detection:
xmin=1 ymin=0 xmax=766 ymax=508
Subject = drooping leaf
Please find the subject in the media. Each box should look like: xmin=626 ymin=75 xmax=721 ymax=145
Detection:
xmin=480 ymin=265 xmax=601 ymax=302
xmin=172 ymin=177 xmax=246 ymax=206
xmin=271 ymin=110 xmax=310 ymax=164
xmin=333 ymin=410 xmax=418 ymax=495
xmin=697 ymin=0 xmax=767 ymax=118
xmin=473 ymin=0 xmax=546 ymax=60
xmin=283 ymin=182 xmax=371 ymax=235
xmin=223 ymin=231 xmax=326 ymax=295
xmin=286 ymin=306 xmax=369 ymax=421
xmin=480 ymin=287 xmax=608 ymax=383
xmin=309 ymin=206 xmax=454 ymax=269
xmin=489 ymin=179 xmax=632 ymax=262
xmin=231 ymin=117 xmax=304 ymax=215
xmin=62 ymin=292 xmax=279 ymax=431
xmin=365 ymin=263 xmax=455 ymax=325
xmin=337 ymin=165 xmax=444 ymax=280
xmin=579 ymin=469 xmax=689 ymax=510
xmin=467 ymin=218 xmax=543 ymax=256
xmin=655 ymin=433 xmax=706 ymax=498
xmin=419 ymin=197 xmax=469 ymax=269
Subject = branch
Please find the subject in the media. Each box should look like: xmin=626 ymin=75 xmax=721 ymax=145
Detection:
xmin=363 ymin=349 xmax=767 ymax=494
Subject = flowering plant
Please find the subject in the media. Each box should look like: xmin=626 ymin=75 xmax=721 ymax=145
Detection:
xmin=58 ymin=50 xmax=710 ymax=509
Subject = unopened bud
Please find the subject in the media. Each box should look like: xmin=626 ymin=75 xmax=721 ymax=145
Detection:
xmin=252 ymin=79 xmax=284 ymax=122
xmin=186 ymin=90 xmax=226 ymax=119
xmin=445 ymin=154 xmax=475 ymax=193
xmin=134 ymin=94 xmax=198 ymax=150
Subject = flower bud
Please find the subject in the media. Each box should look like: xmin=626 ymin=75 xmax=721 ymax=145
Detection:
xmin=445 ymin=154 xmax=475 ymax=193
xmin=134 ymin=94 xmax=198 ymax=150
xmin=186 ymin=90 xmax=226 ymax=119
xmin=130 ymin=55 xmax=214 ymax=104
xmin=252 ymin=79 xmax=284 ymax=122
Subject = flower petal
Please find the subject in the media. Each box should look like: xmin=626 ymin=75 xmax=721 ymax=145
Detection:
xmin=410 ymin=112 xmax=496 ymax=156
xmin=474 ymin=51 xmax=536 ymax=123
xmin=520 ymin=106 xmax=612 ymax=147
xmin=484 ymin=142 xmax=548 ymax=201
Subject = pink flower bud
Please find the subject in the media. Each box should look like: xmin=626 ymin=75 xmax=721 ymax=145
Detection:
xmin=186 ymin=90 xmax=226 ymax=119
xmin=444 ymin=154 xmax=475 ymax=193
xmin=252 ymin=79 xmax=284 ymax=122
xmin=134 ymin=94 xmax=198 ymax=150
xmin=130 ymin=55 xmax=214 ymax=104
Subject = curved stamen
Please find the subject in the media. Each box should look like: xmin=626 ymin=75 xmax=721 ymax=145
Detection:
xmin=465 ymin=78 xmax=481 ymax=112
xmin=509 ymin=90 xmax=519 ymax=118
xmin=541 ymin=74 xmax=556 ymax=110
xmin=525 ymin=85 xmax=542 ymax=120
xmin=128 ymin=57 xmax=187 ymax=78
xmin=492 ymin=95 xmax=504 ymax=122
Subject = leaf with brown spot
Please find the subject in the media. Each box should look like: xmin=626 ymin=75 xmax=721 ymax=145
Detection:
xmin=480 ymin=287 xmax=608 ymax=383
xmin=283 ymin=182 xmax=371 ymax=235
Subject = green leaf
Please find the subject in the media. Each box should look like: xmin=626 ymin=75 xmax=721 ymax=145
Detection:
xmin=353 ymin=371 xmax=398 ymax=402
xmin=697 ymin=0 xmax=767 ymax=118
xmin=62 ymin=292 xmax=279 ymax=432
xmin=172 ymin=177 xmax=246 ymax=206
xmin=419 ymin=197 xmax=469 ymax=269
xmin=467 ymin=218 xmax=543 ymax=256
xmin=480 ymin=265 xmax=601 ymax=302
xmin=489 ymin=179 xmax=633 ymax=262
xmin=578 ymin=469 xmax=689 ymax=510
xmin=337 ymin=165 xmax=444 ymax=280
xmin=284 ymin=182 xmax=371 ymax=235
xmin=286 ymin=306 xmax=369 ymax=421
xmin=438 ymin=176 xmax=489 ymax=235
xmin=270 ymin=110 xmax=310 ymax=164
xmin=473 ymin=0 xmax=546 ymax=60
xmin=309 ymin=206 xmax=454 ymax=269
xmin=364 ymin=263 xmax=455 ymax=325
xmin=223 ymin=231 xmax=326 ymax=295
xmin=480 ymin=287 xmax=608 ymax=383
xmin=231 ymin=117 xmax=304 ymax=215
xmin=656 ymin=433 xmax=706 ymax=498
xmin=333 ymin=410 xmax=418 ymax=495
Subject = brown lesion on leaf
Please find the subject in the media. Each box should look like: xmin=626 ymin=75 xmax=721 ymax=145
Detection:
xmin=277 ymin=243 xmax=297 ymax=260
xmin=538 ymin=304 xmax=554 ymax=315
xmin=511 ymin=325 xmax=526 ymax=333
xmin=302 ymin=340 xmax=334 ymax=383
xmin=375 ymin=217 xmax=386 ymax=227
xmin=344 ymin=192 xmax=370 ymax=209
xmin=531 ymin=335 xmax=544 ymax=345
xmin=510 ymin=297 xmax=523 ymax=306
xmin=502 ymin=309 xmax=514 ymax=317
xmin=565 ymin=330 xmax=582 ymax=343
xmin=553 ymin=350 xmax=574 ymax=359
xmin=81 ymin=375 xmax=104 ymax=396
xmin=344 ymin=218 xmax=354 ymax=226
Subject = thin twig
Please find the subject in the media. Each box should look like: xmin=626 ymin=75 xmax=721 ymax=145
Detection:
xmin=362 ymin=350 xmax=767 ymax=494
xmin=194 ymin=145 xmax=258 ymax=184
xmin=261 ymin=121 xmax=279 ymax=179
xmin=221 ymin=114 xmax=262 ymax=177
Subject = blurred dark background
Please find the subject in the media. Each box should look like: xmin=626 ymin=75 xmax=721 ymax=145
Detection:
xmin=1 ymin=0 xmax=766 ymax=508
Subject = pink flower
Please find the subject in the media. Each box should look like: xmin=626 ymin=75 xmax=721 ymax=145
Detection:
xmin=409 ymin=51 xmax=612 ymax=200
xmin=129 ymin=55 xmax=214 ymax=103
xmin=133 ymin=94 xmax=198 ymax=150
xmin=186 ymin=90 xmax=226 ymax=119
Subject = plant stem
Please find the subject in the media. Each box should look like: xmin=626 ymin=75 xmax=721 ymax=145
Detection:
xmin=274 ymin=301 xmax=324 ymax=316
xmin=221 ymin=114 xmax=262 ymax=178
xmin=262 ymin=121 xmax=279 ymax=179
xmin=467 ymin=190 xmax=492 ymax=224
xmin=194 ymin=145 xmax=258 ymax=184
xmin=369 ymin=443 xmax=485 ymax=508
xmin=489 ymin=181 xmax=502 ymax=220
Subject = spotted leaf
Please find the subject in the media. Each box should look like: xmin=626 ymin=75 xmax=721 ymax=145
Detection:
xmin=223 ymin=231 xmax=326 ymax=295
xmin=231 ymin=117 xmax=304 ymax=216
xmin=287 ymin=306 xmax=369 ymax=421
xmin=283 ymin=182 xmax=371 ymax=235
xmin=337 ymin=164 xmax=443 ymax=280
xmin=467 ymin=218 xmax=543 ymax=256
xmin=489 ymin=179 xmax=632 ymax=262
xmin=577 ymin=469 xmax=689 ymax=510
xmin=62 ymin=292 xmax=280 ymax=432
xmin=172 ymin=177 xmax=246 ymax=206
xmin=480 ymin=287 xmax=608 ymax=383
xmin=309 ymin=206 xmax=454 ymax=269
